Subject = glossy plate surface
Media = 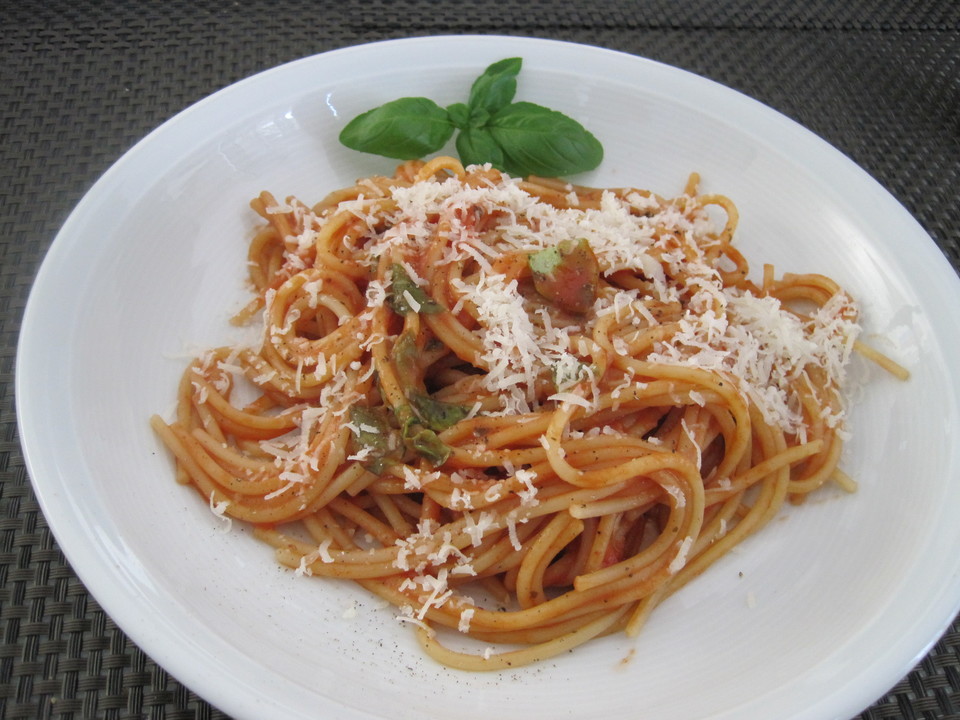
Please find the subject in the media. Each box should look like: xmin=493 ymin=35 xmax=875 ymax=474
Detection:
xmin=16 ymin=35 xmax=960 ymax=720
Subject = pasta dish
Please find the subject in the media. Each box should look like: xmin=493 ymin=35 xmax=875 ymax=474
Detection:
xmin=151 ymin=157 xmax=906 ymax=670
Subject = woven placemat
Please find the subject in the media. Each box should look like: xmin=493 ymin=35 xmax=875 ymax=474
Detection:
xmin=2 ymin=1 xmax=958 ymax=718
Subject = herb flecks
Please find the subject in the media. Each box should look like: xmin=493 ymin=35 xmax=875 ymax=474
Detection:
xmin=339 ymin=58 xmax=603 ymax=178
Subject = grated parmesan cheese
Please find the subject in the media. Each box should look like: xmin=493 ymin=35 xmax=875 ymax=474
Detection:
xmin=208 ymin=492 xmax=232 ymax=532
xmin=458 ymin=607 xmax=475 ymax=633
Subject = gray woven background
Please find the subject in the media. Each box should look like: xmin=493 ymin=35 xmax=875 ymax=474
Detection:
xmin=2 ymin=1 xmax=958 ymax=718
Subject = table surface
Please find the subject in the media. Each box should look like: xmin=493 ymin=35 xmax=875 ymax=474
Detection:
xmin=2 ymin=2 xmax=959 ymax=718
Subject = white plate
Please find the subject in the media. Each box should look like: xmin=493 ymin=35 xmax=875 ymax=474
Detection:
xmin=16 ymin=35 xmax=960 ymax=720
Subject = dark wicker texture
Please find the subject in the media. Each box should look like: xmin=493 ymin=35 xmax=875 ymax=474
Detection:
xmin=2 ymin=1 xmax=958 ymax=718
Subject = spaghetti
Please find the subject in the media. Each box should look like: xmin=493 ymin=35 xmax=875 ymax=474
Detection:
xmin=151 ymin=157 xmax=906 ymax=670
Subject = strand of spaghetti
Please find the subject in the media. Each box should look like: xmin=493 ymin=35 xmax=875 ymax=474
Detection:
xmin=413 ymin=605 xmax=630 ymax=672
xmin=626 ymin=446 xmax=791 ymax=633
xmin=311 ymin=214 xmax=375 ymax=280
xmin=273 ymin=480 xmax=628 ymax=581
xmin=422 ymin=564 xmax=676 ymax=634
xmin=307 ymin=508 xmax=359 ymax=550
xmin=189 ymin=376 xmax=297 ymax=435
xmin=326 ymin=496 xmax=401 ymax=546
xmin=150 ymin=415 xmax=211 ymax=489
xmin=638 ymin=404 xmax=794 ymax=607
xmin=515 ymin=513 xmax=585 ymax=609
xmin=310 ymin=456 xmax=385 ymax=512
xmin=169 ymin=425 xmax=281 ymax=497
xmin=624 ymin=584 xmax=671 ymax=639
xmin=703 ymin=439 xmax=824 ymax=504
xmin=416 ymin=156 xmax=466 ymax=181
xmin=854 ymin=339 xmax=911 ymax=380
xmin=186 ymin=430 xmax=289 ymax=495
xmin=192 ymin=393 xmax=228 ymax=444
xmin=266 ymin=535 xmax=407 ymax=579
xmin=463 ymin=607 xmax=625 ymax=646
xmin=616 ymin=362 xmax=752 ymax=478
xmin=244 ymin=225 xmax=281 ymax=292
xmin=567 ymin=488 xmax=660 ymax=519
xmin=189 ymin=428 xmax=281 ymax=476
xmin=462 ymin=518 xmax=549 ymax=578
xmin=354 ymin=571 xmax=626 ymax=645
xmin=541 ymin=405 xmax=705 ymax=495
xmin=370 ymin=493 xmax=416 ymax=537
xmin=572 ymin=472 xmax=701 ymax=592
xmin=786 ymin=433 xmax=842 ymax=496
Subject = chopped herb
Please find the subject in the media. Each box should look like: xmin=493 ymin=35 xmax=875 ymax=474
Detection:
xmin=406 ymin=425 xmax=453 ymax=466
xmin=388 ymin=264 xmax=443 ymax=315
xmin=348 ymin=405 xmax=401 ymax=475
xmin=386 ymin=332 xmax=464 ymax=466
xmin=409 ymin=391 xmax=470 ymax=432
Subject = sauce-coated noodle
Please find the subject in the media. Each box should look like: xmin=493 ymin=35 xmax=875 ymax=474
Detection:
xmin=151 ymin=158 xmax=906 ymax=670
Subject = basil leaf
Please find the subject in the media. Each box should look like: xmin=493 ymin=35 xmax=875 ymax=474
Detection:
xmin=408 ymin=426 xmax=453 ymax=466
xmin=466 ymin=107 xmax=490 ymax=129
xmin=391 ymin=330 xmax=420 ymax=391
xmin=339 ymin=97 xmax=454 ymax=160
xmin=455 ymin=127 xmax=505 ymax=169
xmin=446 ymin=102 xmax=471 ymax=129
xmin=467 ymin=57 xmax=521 ymax=116
xmin=391 ymin=402 xmax=454 ymax=467
xmin=409 ymin=391 xmax=470 ymax=432
xmin=348 ymin=405 xmax=401 ymax=475
xmin=388 ymin=264 xmax=443 ymax=315
xmin=489 ymin=102 xmax=603 ymax=177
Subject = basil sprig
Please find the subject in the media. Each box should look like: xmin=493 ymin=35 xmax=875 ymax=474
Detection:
xmin=339 ymin=58 xmax=603 ymax=178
